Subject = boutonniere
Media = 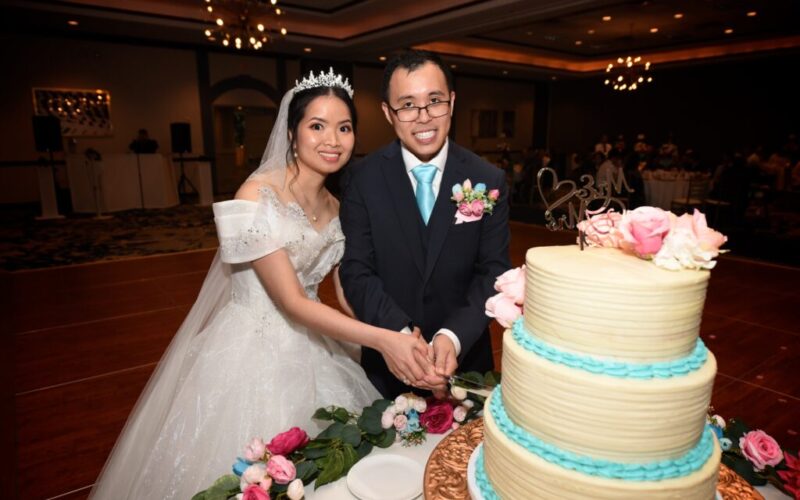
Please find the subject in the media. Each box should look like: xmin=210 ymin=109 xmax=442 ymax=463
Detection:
xmin=451 ymin=179 xmax=499 ymax=224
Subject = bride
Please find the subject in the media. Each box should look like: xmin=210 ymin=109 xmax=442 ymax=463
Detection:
xmin=89 ymin=70 xmax=435 ymax=500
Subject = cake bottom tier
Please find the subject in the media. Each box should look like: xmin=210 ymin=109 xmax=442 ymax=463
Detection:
xmin=482 ymin=392 xmax=721 ymax=500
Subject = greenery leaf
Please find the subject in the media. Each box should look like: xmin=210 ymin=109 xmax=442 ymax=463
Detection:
xmin=295 ymin=460 xmax=319 ymax=483
xmin=723 ymin=454 xmax=767 ymax=486
xmin=332 ymin=408 xmax=351 ymax=424
xmin=355 ymin=440 xmax=373 ymax=460
xmin=341 ymin=424 xmax=362 ymax=447
xmin=370 ymin=399 xmax=393 ymax=413
xmin=725 ymin=418 xmax=750 ymax=444
xmin=315 ymin=449 xmax=345 ymax=488
xmin=303 ymin=445 xmax=330 ymax=460
xmin=366 ymin=428 xmax=396 ymax=448
xmin=317 ymin=422 xmax=345 ymax=440
xmin=312 ymin=408 xmax=333 ymax=421
xmin=484 ymin=370 xmax=501 ymax=387
xmin=190 ymin=491 xmax=208 ymax=500
xmin=358 ymin=407 xmax=383 ymax=435
xmin=341 ymin=443 xmax=359 ymax=473
xmin=460 ymin=371 xmax=484 ymax=385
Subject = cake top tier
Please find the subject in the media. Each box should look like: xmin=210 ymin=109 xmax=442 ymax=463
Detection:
xmin=523 ymin=245 xmax=710 ymax=362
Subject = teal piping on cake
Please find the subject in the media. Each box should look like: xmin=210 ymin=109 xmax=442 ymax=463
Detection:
xmin=476 ymin=446 xmax=500 ymax=500
xmin=490 ymin=386 xmax=715 ymax=481
xmin=512 ymin=318 xmax=708 ymax=379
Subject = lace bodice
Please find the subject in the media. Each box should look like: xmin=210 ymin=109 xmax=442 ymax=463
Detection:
xmin=213 ymin=186 xmax=344 ymax=303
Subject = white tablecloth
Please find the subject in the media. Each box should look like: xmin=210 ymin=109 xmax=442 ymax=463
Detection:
xmin=643 ymin=177 xmax=690 ymax=210
xmin=67 ymin=153 xmax=179 ymax=213
xmin=172 ymin=159 xmax=214 ymax=206
xmin=306 ymin=430 xmax=784 ymax=499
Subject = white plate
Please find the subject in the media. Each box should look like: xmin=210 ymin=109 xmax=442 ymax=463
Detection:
xmin=467 ymin=443 xmax=725 ymax=500
xmin=346 ymin=453 xmax=423 ymax=500
xmin=466 ymin=443 xmax=483 ymax=500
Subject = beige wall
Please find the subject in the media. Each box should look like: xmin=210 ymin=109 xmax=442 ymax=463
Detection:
xmin=1 ymin=36 xmax=537 ymax=203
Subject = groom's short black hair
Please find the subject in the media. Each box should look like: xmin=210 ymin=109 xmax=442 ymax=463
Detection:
xmin=382 ymin=50 xmax=453 ymax=104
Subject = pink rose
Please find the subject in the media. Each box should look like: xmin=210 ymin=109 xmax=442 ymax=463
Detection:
xmin=485 ymin=293 xmax=522 ymax=328
xmin=242 ymin=484 xmax=270 ymax=500
xmin=267 ymin=427 xmax=309 ymax=456
xmin=453 ymin=405 xmax=468 ymax=423
xmin=458 ymin=203 xmax=472 ymax=216
xmin=619 ymin=206 xmax=671 ymax=258
xmin=488 ymin=189 xmax=500 ymax=201
xmin=470 ymin=199 xmax=485 ymax=216
xmin=494 ymin=266 xmax=525 ymax=304
xmin=577 ymin=211 xmax=623 ymax=248
xmin=691 ymin=210 xmax=727 ymax=255
xmin=463 ymin=179 xmax=473 ymax=191
xmin=739 ymin=430 xmax=784 ymax=471
xmin=453 ymin=191 xmax=465 ymax=202
xmin=393 ymin=414 xmax=408 ymax=432
xmin=420 ymin=400 xmax=454 ymax=434
xmin=267 ymin=455 xmax=296 ymax=484
xmin=244 ymin=437 xmax=266 ymax=462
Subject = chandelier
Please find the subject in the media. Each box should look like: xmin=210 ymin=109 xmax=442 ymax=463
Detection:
xmin=604 ymin=56 xmax=653 ymax=91
xmin=203 ymin=0 xmax=287 ymax=50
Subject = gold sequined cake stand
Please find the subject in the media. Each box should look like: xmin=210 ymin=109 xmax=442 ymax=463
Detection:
xmin=423 ymin=418 xmax=764 ymax=500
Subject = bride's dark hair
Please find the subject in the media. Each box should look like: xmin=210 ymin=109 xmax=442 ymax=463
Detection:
xmin=286 ymin=86 xmax=357 ymax=168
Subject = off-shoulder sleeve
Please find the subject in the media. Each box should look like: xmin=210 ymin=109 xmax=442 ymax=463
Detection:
xmin=213 ymin=198 xmax=290 ymax=264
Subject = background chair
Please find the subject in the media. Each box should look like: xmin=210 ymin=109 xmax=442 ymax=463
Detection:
xmin=671 ymin=178 xmax=710 ymax=214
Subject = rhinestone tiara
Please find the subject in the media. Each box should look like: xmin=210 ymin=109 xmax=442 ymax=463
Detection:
xmin=293 ymin=67 xmax=354 ymax=98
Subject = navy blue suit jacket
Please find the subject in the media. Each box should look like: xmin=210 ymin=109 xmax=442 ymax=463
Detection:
xmin=339 ymin=140 xmax=511 ymax=398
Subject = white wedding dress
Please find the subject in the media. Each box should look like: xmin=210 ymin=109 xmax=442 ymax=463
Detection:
xmin=90 ymin=184 xmax=380 ymax=500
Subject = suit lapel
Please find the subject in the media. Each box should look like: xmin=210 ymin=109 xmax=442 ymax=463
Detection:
xmin=424 ymin=143 xmax=466 ymax=283
xmin=380 ymin=142 xmax=426 ymax=277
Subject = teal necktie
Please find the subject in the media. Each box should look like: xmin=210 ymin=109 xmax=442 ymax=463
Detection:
xmin=412 ymin=163 xmax=437 ymax=224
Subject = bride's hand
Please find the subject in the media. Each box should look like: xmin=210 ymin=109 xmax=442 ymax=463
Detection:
xmin=377 ymin=328 xmax=432 ymax=386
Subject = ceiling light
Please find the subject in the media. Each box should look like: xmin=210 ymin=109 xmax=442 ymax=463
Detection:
xmin=575 ymin=40 xmax=583 ymax=45
xmin=650 ymin=27 xmax=658 ymax=33
xmin=604 ymin=55 xmax=653 ymax=92
xmin=450 ymin=64 xmax=457 ymax=69
xmin=379 ymin=56 xmax=387 ymax=61
xmin=674 ymin=13 xmax=683 ymax=19
xmin=502 ymin=70 xmax=508 ymax=75
xmin=747 ymin=11 xmax=757 ymax=17
xmin=587 ymin=29 xmax=595 ymax=35
xmin=724 ymin=28 xmax=734 ymax=34
xmin=526 ymin=31 xmax=533 ymax=35
xmin=203 ymin=0 xmax=285 ymax=50
xmin=67 ymin=20 xmax=79 ymax=26
xmin=602 ymin=16 xmax=612 ymax=22
xmin=303 ymin=47 xmax=312 ymax=53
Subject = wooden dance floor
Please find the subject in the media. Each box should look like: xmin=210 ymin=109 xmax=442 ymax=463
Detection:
xmin=4 ymin=221 xmax=800 ymax=499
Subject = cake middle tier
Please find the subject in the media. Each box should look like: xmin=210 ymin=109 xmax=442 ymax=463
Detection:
xmin=502 ymin=325 xmax=717 ymax=462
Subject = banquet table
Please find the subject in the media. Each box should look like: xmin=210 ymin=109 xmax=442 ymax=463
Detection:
xmin=642 ymin=173 xmax=691 ymax=210
xmin=67 ymin=153 xmax=179 ymax=213
xmin=305 ymin=425 xmax=785 ymax=500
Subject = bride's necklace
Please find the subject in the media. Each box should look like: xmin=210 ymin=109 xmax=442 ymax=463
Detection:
xmin=293 ymin=188 xmax=324 ymax=223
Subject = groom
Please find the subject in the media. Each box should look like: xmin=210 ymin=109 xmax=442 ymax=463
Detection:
xmin=340 ymin=50 xmax=511 ymax=398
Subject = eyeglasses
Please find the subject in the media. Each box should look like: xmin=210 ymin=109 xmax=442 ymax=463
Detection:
xmin=388 ymin=100 xmax=451 ymax=122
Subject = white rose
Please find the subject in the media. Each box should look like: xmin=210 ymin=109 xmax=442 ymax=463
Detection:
xmin=462 ymin=399 xmax=475 ymax=409
xmin=385 ymin=404 xmax=397 ymax=415
xmin=241 ymin=463 xmax=266 ymax=491
xmin=394 ymin=395 xmax=409 ymax=412
xmin=287 ymin=478 xmax=305 ymax=500
xmin=450 ymin=386 xmax=467 ymax=400
xmin=712 ymin=415 xmax=726 ymax=429
xmin=381 ymin=410 xmax=395 ymax=430
xmin=412 ymin=397 xmax=427 ymax=413
xmin=453 ymin=406 xmax=468 ymax=423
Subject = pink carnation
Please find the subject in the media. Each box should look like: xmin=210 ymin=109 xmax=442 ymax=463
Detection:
xmin=266 ymin=455 xmax=296 ymax=485
xmin=244 ymin=437 xmax=266 ymax=462
xmin=485 ymin=293 xmax=522 ymax=328
xmin=577 ymin=211 xmax=623 ymax=248
xmin=619 ymin=206 xmax=671 ymax=258
xmin=739 ymin=430 xmax=784 ymax=471
xmin=493 ymin=266 xmax=525 ymax=304
xmin=488 ymin=189 xmax=500 ymax=201
xmin=267 ymin=427 xmax=308 ymax=456
xmin=242 ymin=484 xmax=270 ymax=500
xmin=469 ymin=199 xmax=485 ymax=216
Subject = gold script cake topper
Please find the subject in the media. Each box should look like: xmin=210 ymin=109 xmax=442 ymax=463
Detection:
xmin=536 ymin=167 xmax=634 ymax=247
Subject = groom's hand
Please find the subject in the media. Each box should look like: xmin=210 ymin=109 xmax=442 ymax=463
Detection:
xmin=377 ymin=328 xmax=431 ymax=387
xmin=432 ymin=335 xmax=458 ymax=378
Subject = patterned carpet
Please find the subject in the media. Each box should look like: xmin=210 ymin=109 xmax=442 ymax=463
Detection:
xmin=0 ymin=204 xmax=219 ymax=271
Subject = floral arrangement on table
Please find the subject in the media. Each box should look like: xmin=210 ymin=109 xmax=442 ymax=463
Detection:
xmin=577 ymin=206 xmax=727 ymax=271
xmin=708 ymin=413 xmax=799 ymax=499
xmin=451 ymin=179 xmax=500 ymax=224
xmin=193 ymin=373 xmax=499 ymax=500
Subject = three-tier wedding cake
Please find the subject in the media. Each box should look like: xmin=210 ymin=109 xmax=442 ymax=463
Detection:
xmin=477 ymin=245 xmax=721 ymax=499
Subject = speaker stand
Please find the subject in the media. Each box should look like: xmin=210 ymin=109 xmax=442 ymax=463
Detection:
xmin=176 ymin=153 xmax=198 ymax=203
xmin=135 ymin=152 xmax=145 ymax=209
xmin=35 ymin=150 xmax=65 ymax=220
xmin=89 ymin=154 xmax=112 ymax=220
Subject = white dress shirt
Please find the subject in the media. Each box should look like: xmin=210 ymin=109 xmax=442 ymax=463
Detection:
xmin=399 ymin=139 xmax=461 ymax=357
